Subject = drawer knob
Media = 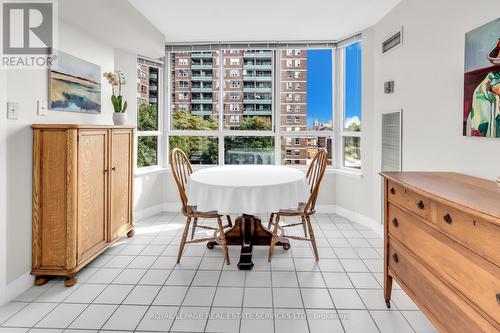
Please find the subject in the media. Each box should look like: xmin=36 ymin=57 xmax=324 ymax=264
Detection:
xmin=390 ymin=188 xmax=395 ymax=195
xmin=417 ymin=201 xmax=425 ymax=210
xmin=443 ymin=214 xmax=452 ymax=224
xmin=392 ymin=218 xmax=399 ymax=227
xmin=392 ymin=253 xmax=399 ymax=263
xmin=496 ymin=293 xmax=500 ymax=305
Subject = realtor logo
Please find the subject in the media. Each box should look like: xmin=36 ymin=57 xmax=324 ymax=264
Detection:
xmin=1 ymin=0 xmax=56 ymax=68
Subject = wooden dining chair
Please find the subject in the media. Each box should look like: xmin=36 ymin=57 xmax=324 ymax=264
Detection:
xmin=267 ymin=148 xmax=328 ymax=262
xmin=169 ymin=148 xmax=231 ymax=265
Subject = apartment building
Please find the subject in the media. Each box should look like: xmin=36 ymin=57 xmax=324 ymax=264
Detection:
xmin=137 ymin=61 xmax=160 ymax=106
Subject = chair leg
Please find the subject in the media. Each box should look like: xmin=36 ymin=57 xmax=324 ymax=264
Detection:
xmin=306 ymin=216 xmax=319 ymax=261
xmin=217 ymin=216 xmax=230 ymax=265
xmin=301 ymin=216 xmax=308 ymax=237
xmin=267 ymin=213 xmax=274 ymax=230
xmin=268 ymin=215 xmax=280 ymax=262
xmin=177 ymin=217 xmax=191 ymax=264
xmin=226 ymin=215 xmax=233 ymax=228
xmin=190 ymin=217 xmax=198 ymax=240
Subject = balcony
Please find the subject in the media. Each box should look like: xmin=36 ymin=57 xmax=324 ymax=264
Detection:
xmin=243 ymin=63 xmax=272 ymax=70
xmin=191 ymin=75 xmax=213 ymax=81
xmin=243 ymin=86 xmax=272 ymax=93
xmin=243 ymin=99 xmax=272 ymax=104
xmin=191 ymin=63 xmax=213 ymax=69
xmin=191 ymin=110 xmax=213 ymax=116
xmin=243 ymin=51 xmax=272 ymax=58
xmin=191 ymin=98 xmax=213 ymax=104
xmin=243 ymin=75 xmax=272 ymax=82
xmin=243 ymin=109 xmax=272 ymax=116
xmin=191 ymin=52 xmax=213 ymax=59
xmin=191 ymin=86 xmax=213 ymax=93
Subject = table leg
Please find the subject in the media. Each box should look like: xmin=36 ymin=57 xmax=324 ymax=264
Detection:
xmin=208 ymin=214 xmax=290 ymax=270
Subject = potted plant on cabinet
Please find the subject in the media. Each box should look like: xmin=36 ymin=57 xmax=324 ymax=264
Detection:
xmin=104 ymin=70 xmax=128 ymax=125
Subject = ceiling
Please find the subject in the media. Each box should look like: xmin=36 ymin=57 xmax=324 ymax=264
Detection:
xmin=128 ymin=0 xmax=401 ymax=43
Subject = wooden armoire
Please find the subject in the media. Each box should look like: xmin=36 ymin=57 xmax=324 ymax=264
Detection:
xmin=32 ymin=125 xmax=135 ymax=286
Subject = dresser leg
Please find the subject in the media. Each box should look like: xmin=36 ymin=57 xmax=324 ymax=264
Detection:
xmin=64 ymin=274 xmax=77 ymax=287
xmin=384 ymin=274 xmax=393 ymax=308
xmin=34 ymin=275 xmax=49 ymax=286
xmin=127 ymin=229 xmax=135 ymax=238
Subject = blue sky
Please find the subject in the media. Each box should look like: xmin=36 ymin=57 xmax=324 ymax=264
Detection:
xmin=306 ymin=43 xmax=362 ymax=128
xmin=306 ymin=49 xmax=333 ymax=128
xmin=344 ymin=42 xmax=362 ymax=125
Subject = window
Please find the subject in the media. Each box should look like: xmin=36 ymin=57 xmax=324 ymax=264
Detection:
xmin=137 ymin=59 xmax=162 ymax=168
xmin=162 ymin=42 xmax=361 ymax=170
xmin=341 ymin=41 xmax=362 ymax=170
xmin=179 ymin=58 xmax=188 ymax=65
xmin=230 ymin=69 xmax=240 ymax=77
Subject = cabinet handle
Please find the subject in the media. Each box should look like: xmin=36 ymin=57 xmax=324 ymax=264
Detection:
xmin=112 ymin=167 xmax=116 ymax=171
xmin=390 ymin=188 xmax=395 ymax=195
xmin=417 ymin=201 xmax=425 ymax=210
xmin=392 ymin=253 xmax=399 ymax=263
xmin=496 ymin=293 xmax=500 ymax=305
xmin=443 ymin=214 xmax=452 ymax=224
xmin=104 ymin=169 xmax=109 ymax=173
xmin=392 ymin=218 xmax=399 ymax=227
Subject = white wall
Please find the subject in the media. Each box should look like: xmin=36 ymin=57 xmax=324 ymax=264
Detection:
xmin=1 ymin=7 xmax=164 ymax=304
xmin=335 ymin=0 xmax=500 ymax=225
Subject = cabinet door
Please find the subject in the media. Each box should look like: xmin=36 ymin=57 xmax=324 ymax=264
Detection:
xmin=77 ymin=130 xmax=109 ymax=263
xmin=109 ymin=129 xmax=133 ymax=241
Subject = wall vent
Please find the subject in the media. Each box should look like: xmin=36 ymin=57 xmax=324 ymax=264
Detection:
xmin=382 ymin=28 xmax=403 ymax=54
xmin=381 ymin=110 xmax=403 ymax=171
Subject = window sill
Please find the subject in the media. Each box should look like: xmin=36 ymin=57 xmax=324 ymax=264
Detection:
xmin=330 ymin=168 xmax=363 ymax=178
xmin=135 ymin=165 xmax=363 ymax=179
xmin=135 ymin=166 xmax=170 ymax=177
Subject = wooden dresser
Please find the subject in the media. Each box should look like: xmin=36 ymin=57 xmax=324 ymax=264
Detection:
xmin=32 ymin=125 xmax=135 ymax=286
xmin=381 ymin=172 xmax=500 ymax=333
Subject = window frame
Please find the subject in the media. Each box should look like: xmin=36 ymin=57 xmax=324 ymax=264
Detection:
xmin=146 ymin=39 xmax=362 ymax=173
xmin=337 ymin=40 xmax=362 ymax=173
xmin=136 ymin=58 xmax=165 ymax=171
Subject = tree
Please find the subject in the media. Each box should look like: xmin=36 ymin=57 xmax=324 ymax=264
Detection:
xmin=169 ymin=110 xmax=218 ymax=164
xmin=137 ymin=103 xmax=158 ymax=167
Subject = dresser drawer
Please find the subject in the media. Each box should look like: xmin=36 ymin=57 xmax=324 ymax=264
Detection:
xmin=387 ymin=180 xmax=431 ymax=220
xmin=388 ymin=204 xmax=500 ymax=326
xmin=388 ymin=241 xmax=499 ymax=333
xmin=432 ymin=203 xmax=500 ymax=266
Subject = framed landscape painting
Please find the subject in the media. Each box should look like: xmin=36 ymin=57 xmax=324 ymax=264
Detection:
xmin=49 ymin=50 xmax=101 ymax=114
xmin=463 ymin=18 xmax=500 ymax=138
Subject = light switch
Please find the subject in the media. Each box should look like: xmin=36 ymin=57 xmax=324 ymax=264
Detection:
xmin=7 ymin=102 xmax=19 ymax=119
xmin=38 ymin=100 xmax=48 ymax=116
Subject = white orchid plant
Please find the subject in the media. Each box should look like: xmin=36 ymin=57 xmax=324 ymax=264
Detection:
xmin=103 ymin=70 xmax=128 ymax=113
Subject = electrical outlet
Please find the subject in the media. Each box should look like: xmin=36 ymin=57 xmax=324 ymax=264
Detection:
xmin=38 ymin=100 xmax=48 ymax=116
xmin=384 ymin=81 xmax=395 ymax=94
xmin=7 ymin=102 xmax=19 ymax=119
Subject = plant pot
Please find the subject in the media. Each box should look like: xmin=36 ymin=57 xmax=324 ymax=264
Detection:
xmin=113 ymin=112 xmax=127 ymax=125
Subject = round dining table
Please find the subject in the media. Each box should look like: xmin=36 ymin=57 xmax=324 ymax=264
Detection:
xmin=187 ymin=165 xmax=310 ymax=269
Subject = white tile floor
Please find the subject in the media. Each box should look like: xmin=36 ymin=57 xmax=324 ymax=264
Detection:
xmin=0 ymin=213 xmax=439 ymax=333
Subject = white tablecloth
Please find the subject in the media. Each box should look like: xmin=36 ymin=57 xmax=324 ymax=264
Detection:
xmin=187 ymin=165 xmax=309 ymax=214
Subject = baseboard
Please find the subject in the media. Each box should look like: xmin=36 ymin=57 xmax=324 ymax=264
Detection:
xmin=333 ymin=205 xmax=383 ymax=237
xmin=136 ymin=202 xmax=382 ymax=237
xmin=1 ymin=273 xmax=33 ymax=305
xmin=135 ymin=202 xmax=181 ymax=221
